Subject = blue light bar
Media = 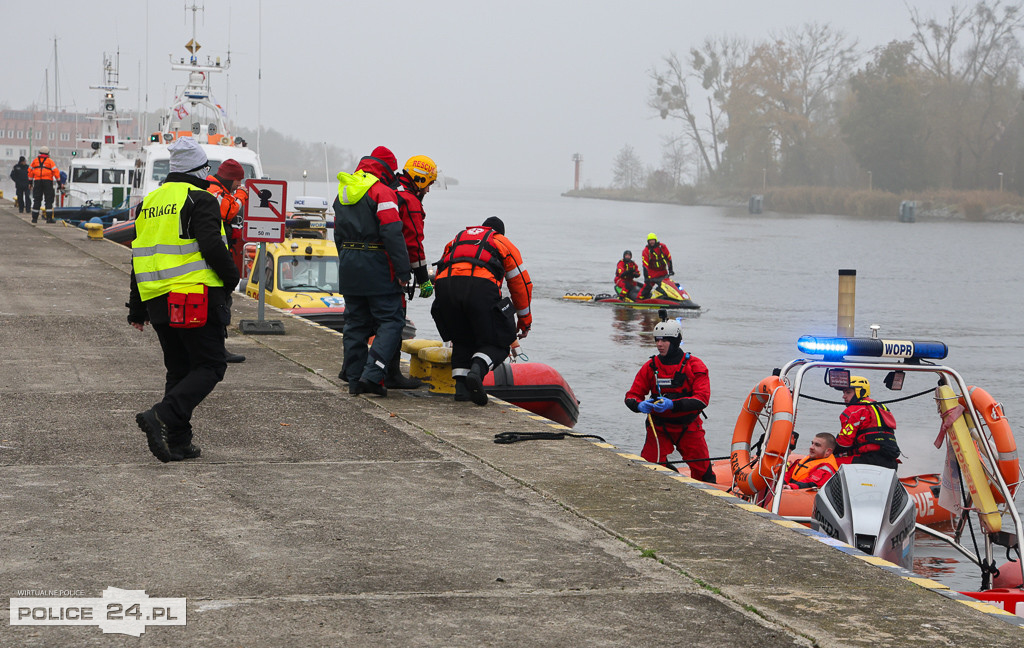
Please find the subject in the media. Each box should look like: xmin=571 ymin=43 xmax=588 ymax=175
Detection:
xmin=797 ymin=336 xmax=948 ymax=360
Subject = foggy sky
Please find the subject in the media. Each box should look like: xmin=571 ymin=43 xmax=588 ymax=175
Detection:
xmin=7 ymin=1 xmax=923 ymax=188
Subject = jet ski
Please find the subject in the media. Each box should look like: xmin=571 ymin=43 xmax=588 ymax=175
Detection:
xmin=563 ymin=278 xmax=700 ymax=310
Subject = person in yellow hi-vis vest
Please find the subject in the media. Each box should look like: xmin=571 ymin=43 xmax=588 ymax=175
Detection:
xmin=127 ymin=137 xmax=240 ymax=463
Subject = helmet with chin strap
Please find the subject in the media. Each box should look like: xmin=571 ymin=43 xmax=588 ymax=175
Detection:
xmin=403 ymin=155 xmax=437 ymax=190
xmin=848 ymin=375 xmax=870 ymax=400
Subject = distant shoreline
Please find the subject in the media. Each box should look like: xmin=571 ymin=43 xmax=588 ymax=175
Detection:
xmin=563 ymin=187 xmax=1024 ymax=223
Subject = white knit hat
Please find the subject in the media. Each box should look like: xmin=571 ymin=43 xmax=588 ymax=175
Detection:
xmin=168 ymin=137 xmax=208 ymax=173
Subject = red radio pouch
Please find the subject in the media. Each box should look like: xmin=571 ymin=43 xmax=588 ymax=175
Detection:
xmin=168 ymin=286 xmax=209 ymax=328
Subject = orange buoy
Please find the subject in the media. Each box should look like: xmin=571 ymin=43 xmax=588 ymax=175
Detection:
xmin=963 ymin=386 xmax=1019 ymax=502
xmin=730 ymin=376 xmax=794 ymax=496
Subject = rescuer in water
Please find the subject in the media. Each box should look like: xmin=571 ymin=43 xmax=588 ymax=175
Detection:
xmin=614 ymin=250 xmax=641 ymax=301
xmin=624 ymin=317 xmax=714 ymax=482
xmin=640 ymin=232 xmax=673 ymax=299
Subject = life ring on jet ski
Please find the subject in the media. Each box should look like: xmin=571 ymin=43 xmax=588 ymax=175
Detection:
xmin=731 ymin=375 xmax=794 ymax=496
xmin=964 ymin=386 xmax=1019 ymax=502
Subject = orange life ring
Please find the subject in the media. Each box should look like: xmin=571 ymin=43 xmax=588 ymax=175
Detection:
xmin=964 ymin=386 xmax=1019 ymax=502
xmin=730 ymin=375 xmax=794 ymax=496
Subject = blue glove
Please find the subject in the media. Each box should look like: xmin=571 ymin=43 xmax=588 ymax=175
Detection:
xmin=652 ymin=397 xmax=673 ymax=413
xmin=637 ymin=399 xmax=656 ymax=414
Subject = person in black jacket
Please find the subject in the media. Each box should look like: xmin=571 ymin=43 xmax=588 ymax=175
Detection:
xmin=127 ymin=137 xmax=240 ymax=463
xmin=9 ymin=156 xmax=30 ymax=213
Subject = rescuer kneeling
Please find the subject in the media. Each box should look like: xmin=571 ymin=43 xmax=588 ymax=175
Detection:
xmin=624 ymin=318 xmax=714 ymax=482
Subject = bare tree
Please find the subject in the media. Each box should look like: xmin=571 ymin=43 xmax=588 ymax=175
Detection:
xmin=611 ymin=144 xmax=645 ymax=190
xmin=660 ymin=135 xmax=690 ymax=186
xmin=908 ymin=0 xmax=1024 ymax=186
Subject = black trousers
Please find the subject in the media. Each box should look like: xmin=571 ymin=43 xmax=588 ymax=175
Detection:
xmin=151 ymin=321 xmax=228 ymax=446
xmin=15 ymin=184 xmax=31 ymax=212
xmin=431 ymin=276 xmax=517 ymax=373
xmin=32 ymin=181 xmax=55 ymax=214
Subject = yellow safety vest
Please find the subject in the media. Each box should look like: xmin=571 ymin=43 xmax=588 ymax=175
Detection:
xmin=132 ymin=183 xmax=226 ymax=301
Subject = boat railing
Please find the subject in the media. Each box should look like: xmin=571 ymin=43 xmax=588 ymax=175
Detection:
xmin=772 ymin=358 xmax=1023 ymax=589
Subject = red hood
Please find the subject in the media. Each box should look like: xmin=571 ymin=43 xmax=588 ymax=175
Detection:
xmin=356 ymin=156 xmax=395 ymax=186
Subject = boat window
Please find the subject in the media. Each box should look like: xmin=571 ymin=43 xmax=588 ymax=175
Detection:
xmin=278 ymin=255 xmax=340 ymax=293
xmin=151 ymin=159 xmax=170 ymax=183
xmin=72 ymin=167 xmax=100 ymax=183
xmin=103 ymin=168 xmax=126 ymax=184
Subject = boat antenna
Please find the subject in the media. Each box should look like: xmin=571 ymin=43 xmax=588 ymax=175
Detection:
xmin=323 ymin=141 xmax=330 ymax=183
xmin=257 ymin=0 xmax=262 ymax=155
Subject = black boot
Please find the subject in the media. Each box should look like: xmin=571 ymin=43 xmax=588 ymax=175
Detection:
xmin=465 ymin=358 xmax=490 ymax=406
xmin=454 ymin=376 xmax=471 ymax=402
xmin=383 ymin=349 xmax=423 ymax=389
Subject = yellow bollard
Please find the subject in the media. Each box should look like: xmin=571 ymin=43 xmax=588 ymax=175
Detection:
xmin=401 ymin=339 xmax=444 ymax=379
xmin=84 ymin=223 xmax=105 ymax=240
xmin=418 ymin=346 xmax=455 ymax=394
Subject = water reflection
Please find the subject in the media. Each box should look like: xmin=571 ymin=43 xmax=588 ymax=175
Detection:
xmin=609 ymin=308 xmax=662 ymax=345
xmin=610 ymin=308 xmax=704 ymax=346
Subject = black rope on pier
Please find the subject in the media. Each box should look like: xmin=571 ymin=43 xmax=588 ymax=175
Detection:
xmin=493 ymin=431 xmax=607 ymax=444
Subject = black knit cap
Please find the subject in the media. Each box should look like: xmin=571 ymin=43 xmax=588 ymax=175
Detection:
xmin=482 ymin=216 xmax=505 ymax=235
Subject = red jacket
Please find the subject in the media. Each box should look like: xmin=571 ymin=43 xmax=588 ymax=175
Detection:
xmin=436 ymin=226 xmax=533 ymax=330
xmin=837 ymin=398 xmax=900 ymax=460
xmin=642 ymin=243 xmax=672 ymax=281
xmin=615 ymin=259 xmax=639 ymax=292
xmin=625 ymin=349 xmax=709 ymax=432
xmin=393 ymin=174 xmax=428 ymax=284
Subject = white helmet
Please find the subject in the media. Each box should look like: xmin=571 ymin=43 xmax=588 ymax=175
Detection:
xmin=653 ymin=319 xmax=683 ymax=341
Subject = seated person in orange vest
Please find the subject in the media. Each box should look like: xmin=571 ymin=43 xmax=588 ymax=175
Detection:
xmin=614 ymin=250 xmax=641 ymax=301
xmin=640 ymin=232 xmax=673 ymax=299
xmin=835 ymin=376 xmax=901 ymax=470
xmin=784 ymin=432 xmax=839 ymax=489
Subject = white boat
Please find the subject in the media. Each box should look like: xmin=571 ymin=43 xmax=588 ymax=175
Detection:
xmin=130 ymin=6 xmax=263 ymax=209
xmin=64 ymin=53 xmax=138 ymax=211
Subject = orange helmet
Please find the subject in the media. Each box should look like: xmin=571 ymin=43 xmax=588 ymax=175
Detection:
xmin=404 ymin=155 xmax=437 ymax=190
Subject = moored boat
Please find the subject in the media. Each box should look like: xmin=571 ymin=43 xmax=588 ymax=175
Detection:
xmin=63 ymin=53 xmax=138 ymax=214
xmin=128 ymin=5 xmax=262 ymax=212
xmin=484 ymin=360 xmax=580 ymax=428
xmin=711 ymin=330 xmax=1023 ymax=595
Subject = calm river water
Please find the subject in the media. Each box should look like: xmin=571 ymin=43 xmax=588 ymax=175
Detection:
xmin=305 ymin=181 xmax=1024 ymax=588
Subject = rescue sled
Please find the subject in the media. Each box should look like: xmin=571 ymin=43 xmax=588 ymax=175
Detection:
xmin=563 ymin=278 xmax=700 ymax=310
xmin=484 ymin=360 xmax=580 ymax=428
xmin=713 ymin=332 xmax=1022 ymax=591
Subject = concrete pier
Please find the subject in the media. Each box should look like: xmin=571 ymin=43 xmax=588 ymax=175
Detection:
xmin=1 ymin=202 xmax=1021 ymax=646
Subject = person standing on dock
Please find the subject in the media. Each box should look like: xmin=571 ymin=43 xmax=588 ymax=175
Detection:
xmin=27 ymin=147 xmax=60 ymax=223
xmin=382 ymin=154 xmax=439 ymax=390
xmin=207 ymin=158 xmax=249 ymax=364
xmin=614 ymin=250 xmax=641 ymax=301
xmin=207 ymin=159 xmax=248 ymax=279
xmin=9 ymin=156 xmax=30 ymax=214
xmin=835 ymin=376 xmax=901 ymax=469
xmin=126 ymin=137 xmax=239 ymax=463
xmin=431 ymin=216 xmax=533 ymax=405
xmin=334 ymin=146 xmax=411 ymax=397
xmin=624 ymin=318 xmax=714 ymax=482
xmin=640 ymin=232 xmax=673 ymax=299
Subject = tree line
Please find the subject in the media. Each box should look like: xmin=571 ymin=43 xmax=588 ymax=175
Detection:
xmin=612 ymin=1 xmax=1024 ymax=196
